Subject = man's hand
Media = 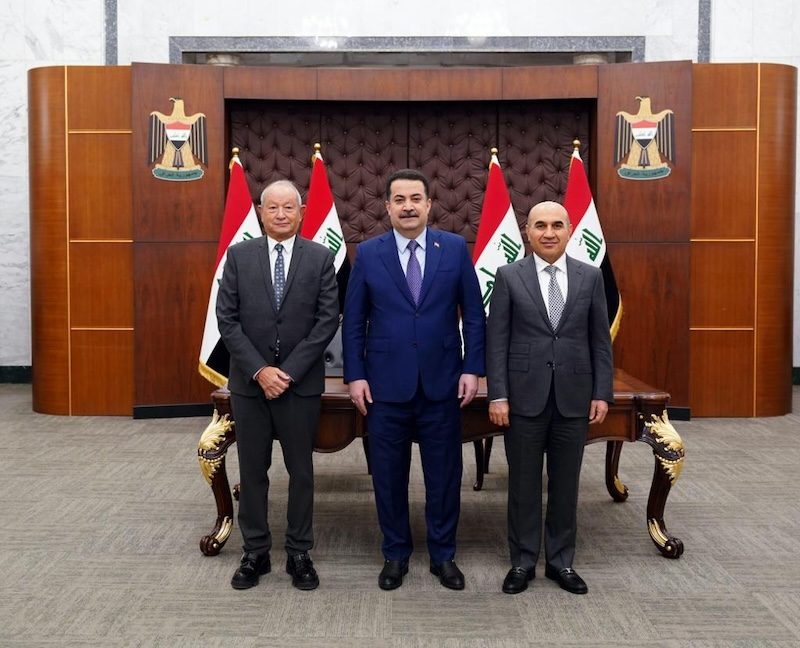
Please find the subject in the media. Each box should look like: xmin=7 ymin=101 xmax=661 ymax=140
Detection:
xmin=457 ymin=374 xmax=479 ymax=408
xmin=349 ymin=379 xmax=373 ymax=416
xmin=488 ymin=400 xmax=510 ymax=427
xmin=256 ymin=366 xmax=292 ymax=399
xmin=589 ymin=399 xmax=609 ymax=424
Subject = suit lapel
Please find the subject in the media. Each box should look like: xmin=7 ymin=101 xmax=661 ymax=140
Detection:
xmin=558 ymin=256 xmax=585 ymax=329
xmin=516 ymin=256 xmax=550 ymax=328
xmin=417 ymin=228 xmax=441 ymax=307
xmin=257 ymin=237 xmax=278 ymax=313
xmin=280 ymin=236 xmax=305 ymax=307
xmin=378 ymin=231 xmax=416 ymax=307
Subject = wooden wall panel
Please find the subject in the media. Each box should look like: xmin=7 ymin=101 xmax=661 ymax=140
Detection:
xmin=29 ymin=66 xmax=70 ymax=414
xmin=318 ymin=69 xmax=409 ymax=100
xmin=69 ymin=243 xmax=133 ymax=328
xmin=754 ymin=64 xmax=797 ymax=415
xmin=693 ymin=64 xmax=757 ymax=129
xmin=690 ymin=242 xmax=755 ymax=328
xmin=502 ymin=65 xmax=598 ymax=99
xmin=690 ymin=131 xmax=757 ymax=239
xmin=134 ymin=243 xmax=218 ymax=406
xmin=224 ymin=66 xmax=318 ymax=99
xmin=690 ymin=330 xmax=754 ymax=416
xmin=68 ymin=134 xmax=133 ymax=240
xmin=71 ymin=330 xmax=133 ymax=415
xmin=607 ymin=243 xmax=690 ymax=406
xmin=67 ymin=66 xmax=131 ymax=131
xmin=409 ymin=68 xmax=502 ymax=100
xmin=131 ymin=63 xmax=225 ymax=242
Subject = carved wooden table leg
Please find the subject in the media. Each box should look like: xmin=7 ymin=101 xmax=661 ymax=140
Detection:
xmin=483 ymin=437 xmax=494 ymax=473
xmin=472 ymin=440 xmax=485 ymax=491
xmin=197 ymin=392 xmax=237 ymax=556
xmin=605 ymin=440 xmax=629 ymax=502
xmin=638 ymin=409 xmax=685 ymax=558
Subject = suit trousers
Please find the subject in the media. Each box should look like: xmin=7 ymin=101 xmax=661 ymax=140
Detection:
xmin=232 ymin=389 xmax=320 ymax=557
xmin=367 ymin=386 xmax=462 ymax=564
xmin=504 ymin=387 xmax=588 ymax=570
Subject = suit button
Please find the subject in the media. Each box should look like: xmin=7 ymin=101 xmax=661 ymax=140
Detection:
xmin=554 ymin=335 xmax=558 ymax=340
xmin=277 ymin=318 xmax=283 ymax=324
xmin=412 ymin=342 xmax=418 ymax=348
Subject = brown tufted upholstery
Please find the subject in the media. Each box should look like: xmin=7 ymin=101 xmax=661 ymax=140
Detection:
xmin=229 ymin=100 xmax=590 ymax=254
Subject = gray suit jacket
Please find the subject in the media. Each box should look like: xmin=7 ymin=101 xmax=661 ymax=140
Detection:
xmin=216 ymin=235 xmax=339 ymax=397
xmin=486 ymin=254 xmax=614 ymax=418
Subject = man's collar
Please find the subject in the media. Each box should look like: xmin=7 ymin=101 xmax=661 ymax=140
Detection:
xmin=532 ymin=252 xmax=568 ymax=273
xmin=393 ymin=227 xmax=427 ymax=251
xmin=267 ymin=234 xmax=297 ymax=253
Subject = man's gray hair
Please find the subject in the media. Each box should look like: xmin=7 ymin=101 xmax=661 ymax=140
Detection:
xmin=259 ymin=179 xmax=303 ymax=206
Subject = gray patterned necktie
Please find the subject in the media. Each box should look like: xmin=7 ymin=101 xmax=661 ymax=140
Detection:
xmin=545 ymin=265 xmax=564 ymax=328
xmin=406 ymin=240 xmax=422 ymax=304
xmin=274 ymin=242 xmax=286 ymax=308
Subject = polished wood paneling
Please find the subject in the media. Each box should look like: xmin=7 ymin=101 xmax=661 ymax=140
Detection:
xmin=131 ymin=63 xmax=225 ymax=242
xmin=409 ymin=68 xmax=502 ymax=100
xmin=224 ymin=66 xmax=318 ymax=99
xmin=693 ymin=64 xmax=757 ymax=129
xmin=607 ymin=242 xmax=690 ymax=406
xmin=71 ymin=329 xmax=133 ymax=415
xmin=68 ymin=133 xmax=133 ymax=240
xmin=597 ymin=61 xmax=693 ymax=243
xmin=134 ymin=242 xmax=218 ymax=405
xmin=754 ymin=64 xmax=797 ymax=415
xmin=29 ymin=66 xmax=70 ymax=414
xmin=690 ymin=330 xmax=754 ymax=416
xmin=690 ymin=241 xmax=755 ymax=328
xmin=69 ymin=243 xmax=133 ymax=328
xmin=502 ymin=65 xmax=598 ymax=99
xmin=690 ymin=131 xmax=757 ymax=239
xmin=318 ymin=68 xmax=409 ymax=100
xmin=67 ymin=66 xmax=131 ymax=131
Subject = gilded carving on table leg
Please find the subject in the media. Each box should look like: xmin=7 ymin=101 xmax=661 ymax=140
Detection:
xmin=639 ymin=410 xmax=685 ymax=558
xmin=197 ymin=409 xmax=237 ymax=556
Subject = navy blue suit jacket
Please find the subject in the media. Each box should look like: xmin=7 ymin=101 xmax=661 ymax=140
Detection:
xmin=342 ymin=228 xmax=486 ymax=402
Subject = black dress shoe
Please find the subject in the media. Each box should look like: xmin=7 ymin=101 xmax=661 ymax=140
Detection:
xmin=502 ymin=566 xmax=535 ymax=594
xmin=286 ymin=552 xmax=319 ymax=590
xmin=231 ymin=552 xmax=271 ymax=590
xmin=545 ymin=565 xmax=588 ymax=594
xmin=430 ymin=559 xmax=465 ymax=590
xmin=379 ymin=559 xmax=409 ymax=590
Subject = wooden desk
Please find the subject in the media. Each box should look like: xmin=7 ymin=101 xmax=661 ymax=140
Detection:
xmin=198 ymin=369 xmax=685 ymax=559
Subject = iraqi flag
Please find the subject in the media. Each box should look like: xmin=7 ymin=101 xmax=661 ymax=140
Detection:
xmin=198 ymin=152 xmax=262 ymax=386
xmin=563 ymin=146 xmax=623 ymax=340
xmin=473 ymin=149 xmax=524 ymax=315
xmin=301 ymin=145 xmax=349 ymax=310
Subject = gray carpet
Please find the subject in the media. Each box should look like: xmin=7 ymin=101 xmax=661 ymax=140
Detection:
xmin=1 ymin=384 xmax=798 ymax=647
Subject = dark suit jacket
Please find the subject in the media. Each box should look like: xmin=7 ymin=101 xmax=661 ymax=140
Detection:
xmin=342 ymin=228 xmax=486 ymax=402
xmin=486 ymin=254 xmax=613 ymax=417
xmin=216 ymin=235 xmax=339 ymax=397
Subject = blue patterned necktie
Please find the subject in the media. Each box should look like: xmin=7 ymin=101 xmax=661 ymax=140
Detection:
xmin=274 ymin=242 xmax=286 ymax=308
xmin=545 ymin=265 xmax=564 ymax=328
xmin=406 ymin=240 xmax=422 ymax=304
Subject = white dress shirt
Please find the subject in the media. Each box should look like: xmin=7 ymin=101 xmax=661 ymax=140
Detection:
xmin=393 ymin=228 xmax=427 ymax=277
xmin=532 ymin=252 xmax=569 ymax=318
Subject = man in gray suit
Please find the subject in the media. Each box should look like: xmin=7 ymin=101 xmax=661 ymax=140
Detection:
xmin=486 ymin=200 xmax=613 ymax=595
xmin=217 ymin=180 xmax=339 ymax=591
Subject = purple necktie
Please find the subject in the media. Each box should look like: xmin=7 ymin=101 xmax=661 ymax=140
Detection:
xmin=406 ymin=240 xmax=422 ymax=304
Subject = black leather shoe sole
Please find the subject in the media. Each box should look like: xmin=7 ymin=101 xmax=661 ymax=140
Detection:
xmin=545 ymin=566 xmax=588 ymax=594
xmin=502 ymin=567 xmax=535 ymax=594
xmin=231 ymin=559 xmax=271 ymax=590
xmin=379 ymin=561 xmax=409 ymax=590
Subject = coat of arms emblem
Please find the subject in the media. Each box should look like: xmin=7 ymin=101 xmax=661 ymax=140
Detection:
xmin=148 ymin=98 xmax=207 ymax=181
xmin=614 ymin=96 xmax=675 ymax=180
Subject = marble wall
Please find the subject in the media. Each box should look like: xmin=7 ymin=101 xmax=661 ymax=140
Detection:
xmin=1 ymin=0 xmax=797 ymax=367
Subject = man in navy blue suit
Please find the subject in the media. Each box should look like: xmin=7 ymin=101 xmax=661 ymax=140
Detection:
xmin=342 ymin=169 xmax=486 ymax=591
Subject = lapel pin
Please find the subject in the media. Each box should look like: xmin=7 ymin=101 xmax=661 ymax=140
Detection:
xmin=434 ymin=241 xmax=440 ymax=248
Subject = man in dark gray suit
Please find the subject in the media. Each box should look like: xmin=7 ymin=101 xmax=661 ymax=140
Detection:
xmin=486 ymin=200 xmax=613 ymax=595
xmin=217 ymin=180 xmax=339 ymax=591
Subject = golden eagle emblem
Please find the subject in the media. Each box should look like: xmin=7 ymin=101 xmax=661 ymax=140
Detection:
xmin=614 ymin=96 xmax=675 ymax=180
xmin=148 ymin=98 xmax=207 ymax=181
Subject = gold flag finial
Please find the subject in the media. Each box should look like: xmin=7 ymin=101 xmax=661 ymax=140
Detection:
xmin=312 ymin=142 xmax=322 ymax=163
xmin=572 ymin=139 xmax=581 ymax=151
xmin=229 ymin=147 xmax=240 ymax=170
xmin=490 ymin=147 xmax=498 ymax=156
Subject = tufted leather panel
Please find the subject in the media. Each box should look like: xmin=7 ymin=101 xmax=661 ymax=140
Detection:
xmin=229 ymin=100 xmax=590 ymax=250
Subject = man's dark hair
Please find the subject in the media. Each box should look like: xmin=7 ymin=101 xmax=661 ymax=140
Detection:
xmin=385 ymin=169 xmax=430 ymax=200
